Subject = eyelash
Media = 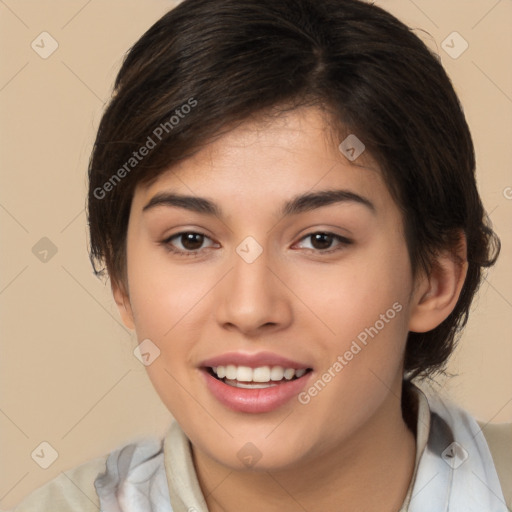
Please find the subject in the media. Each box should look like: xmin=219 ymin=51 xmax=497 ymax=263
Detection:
xmin=161 ymin=231 xmax=353 ymax=257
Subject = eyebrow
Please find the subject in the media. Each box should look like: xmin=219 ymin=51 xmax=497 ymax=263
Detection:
xmin=142 ymin=189 xmax=376 ymax=217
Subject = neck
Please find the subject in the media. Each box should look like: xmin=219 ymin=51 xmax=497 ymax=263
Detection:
xmin=192 ymin=384 xmax=417 ymax=512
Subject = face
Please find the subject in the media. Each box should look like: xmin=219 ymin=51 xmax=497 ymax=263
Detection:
xmin=115 ymin=107 xmax=424 ymax=471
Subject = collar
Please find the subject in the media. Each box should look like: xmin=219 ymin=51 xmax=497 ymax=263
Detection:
xmin=94 ymin=383 xmax=508 ymax=511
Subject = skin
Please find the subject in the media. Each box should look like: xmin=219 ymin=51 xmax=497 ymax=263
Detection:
xmin=113 ymin=106 xmax=467 ymax=512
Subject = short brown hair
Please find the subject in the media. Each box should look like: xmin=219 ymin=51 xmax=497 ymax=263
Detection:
xmin=87 ymin=0 xmax=500 ymax=379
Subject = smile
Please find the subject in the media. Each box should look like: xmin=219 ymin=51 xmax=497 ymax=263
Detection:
xmin=209 ymin=365 xmax=308 ymax=388
xmin=201 ymin=359 xmax=313 ymax=413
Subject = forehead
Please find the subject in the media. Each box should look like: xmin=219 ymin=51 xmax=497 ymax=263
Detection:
xmin=133 ymin=107 xmax=389 ymax=214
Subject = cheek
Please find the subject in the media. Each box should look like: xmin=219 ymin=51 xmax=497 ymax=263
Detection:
xmin=126 ymin=240 xmax=214 ymax=338
xmin=290 ymin=234 xmax=413 ymax=419
xmin=294 ymin=289 xmax=410 ymax=448
xmin=292 ymin=236 xmax=412 ymax=347
xmin=127 ymin=260 xmax=207 ymax=413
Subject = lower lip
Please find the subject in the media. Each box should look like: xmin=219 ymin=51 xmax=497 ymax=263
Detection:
xmin=201 ymin=369 xmax=312 ymax=413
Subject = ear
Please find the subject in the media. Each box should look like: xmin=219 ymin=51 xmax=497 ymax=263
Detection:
xmin=408 ymin=233 xmax=468 ymax=333
xmin=111 ymin=277 xmax=135 ymax=330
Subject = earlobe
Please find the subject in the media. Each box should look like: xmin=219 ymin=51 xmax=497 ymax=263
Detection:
xmin=111 ymin=278 xmax=136 ymax=330
xmin=408 ymin=235 xmax=468 ymax=333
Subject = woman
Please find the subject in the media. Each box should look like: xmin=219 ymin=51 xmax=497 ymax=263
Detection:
xmin=11 ymin=0 xmax=511 ymax=510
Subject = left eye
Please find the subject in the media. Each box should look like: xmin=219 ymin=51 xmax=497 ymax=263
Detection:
xmin=295 ymin=232 xmax=352 ymax=252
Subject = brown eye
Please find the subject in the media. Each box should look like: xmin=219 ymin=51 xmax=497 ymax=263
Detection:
xmin=180 ymin=232 xmax=205 ymax=250
xmin=310 ymin=233 xmax=335 ymax=250
xmin=162 ymin=231 xmax=218 ymax=256
xmin=295 ymin=232 xmax=353 ymax=253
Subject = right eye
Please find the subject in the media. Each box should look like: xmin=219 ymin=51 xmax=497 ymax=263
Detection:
xmin=162 ymin=231 xmax=219 ymax=257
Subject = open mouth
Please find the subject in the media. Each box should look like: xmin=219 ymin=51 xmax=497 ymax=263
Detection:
xmin=206 ymin=365 xmax=313 ymax=389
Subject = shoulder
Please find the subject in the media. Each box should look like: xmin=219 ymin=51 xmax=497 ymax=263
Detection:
xmin=478 ymin=421 xmax=512 ymax=511
xmin=7 ymin=455 xmax=107 ymax=512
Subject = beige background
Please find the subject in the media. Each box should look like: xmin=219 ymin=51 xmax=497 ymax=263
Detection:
xmin=0 ymin=0 xmax=511 ymax=508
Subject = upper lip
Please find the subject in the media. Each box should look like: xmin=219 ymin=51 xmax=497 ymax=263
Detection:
xmin=200 ymin=351 xmax=311 ymax=370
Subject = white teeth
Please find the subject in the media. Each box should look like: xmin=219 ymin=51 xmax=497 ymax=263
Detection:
xmin=225 ymin=364 xmax=237 ymax=380
xmin=283 ymin=368 xmax=295 ymax=380
xmin=236 ymin=366 xmax=253 ymax=382
xmin=225 ymin=380 xmax=277 ymax=389
xmin=253 ymin=366 xmax=270 ymax=382
xmin=211 ymin=365 xmax=308 ymax=383
xmin=270 ymin=366 xmax=285 ymax=381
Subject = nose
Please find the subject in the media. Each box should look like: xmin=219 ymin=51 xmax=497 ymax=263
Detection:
xmin=214 ymin=244 xmax=293 ymax=336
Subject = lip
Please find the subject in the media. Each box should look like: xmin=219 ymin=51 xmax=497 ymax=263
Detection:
xmin=199 ymin=351 xmax=310 ymax=370
xmin=201 ymin=367 xmax=313 ymax=413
